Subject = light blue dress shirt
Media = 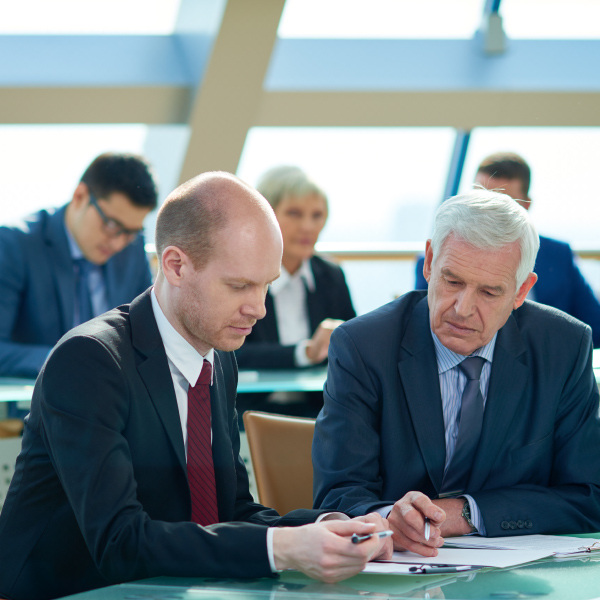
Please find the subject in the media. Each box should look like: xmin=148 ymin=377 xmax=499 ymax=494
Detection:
xmin=432 ymin=330 xmax=497 ymax=534
xmin=65 ymin=225 xmax=109 ymax=324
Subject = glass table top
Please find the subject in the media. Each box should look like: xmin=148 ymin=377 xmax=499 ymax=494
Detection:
xmin=60 ymin=555 xmax=600 ymax=600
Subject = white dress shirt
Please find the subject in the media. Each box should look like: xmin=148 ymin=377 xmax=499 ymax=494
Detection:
xmin=150 ymin=290 xmax=281 ymax=570
xmin=270 ymin=260 xmax=315 ymax=367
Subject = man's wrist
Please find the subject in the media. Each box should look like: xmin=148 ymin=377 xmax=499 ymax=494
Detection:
xmin=461 ymin=499 xmax=476 ymax=532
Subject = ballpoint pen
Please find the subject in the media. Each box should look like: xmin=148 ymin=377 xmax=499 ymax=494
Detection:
xmin=351 ymin=529 xmax=394 ymax=544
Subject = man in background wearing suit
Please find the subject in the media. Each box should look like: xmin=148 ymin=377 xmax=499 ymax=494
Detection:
xmin=314 ymin=189 xmax=600 ymax=557
xmin=0 ymin=172 xmax=389 ymax=600
xmin=0 ymin=151 xmax=158 ymax=384
xmin=416 ymin=152 xmax=600 ymax=347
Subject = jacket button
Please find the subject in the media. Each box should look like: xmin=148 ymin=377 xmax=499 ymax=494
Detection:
xmin=501 ymin=521 xmax=510 ymax=530
xmin=517 ymin=520 xmax=524 ymax=528
xmin=509 ymin=521 xmax=517 ymax=529
xmin=525 ymin=520 xmax=533 ymax=528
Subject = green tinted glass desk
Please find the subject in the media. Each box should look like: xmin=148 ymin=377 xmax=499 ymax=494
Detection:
xmin=0 ymin=368 xmax=328 ymax=408
xmin=60 ymin=555 xmax=600 ymax=600
xmin=5 ymin=345 xmax=600 ymax=403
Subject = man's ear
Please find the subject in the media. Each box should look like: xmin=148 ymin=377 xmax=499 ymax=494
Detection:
xmin=161 ymin=246 xmax=187 ymax=287
xmin=423 ymin=240 xmax=434 ymax=283
xmin=71 ymin=182 xmax=89 ymax=208
xmin=514 ymin=272 xmax=537 ymax=309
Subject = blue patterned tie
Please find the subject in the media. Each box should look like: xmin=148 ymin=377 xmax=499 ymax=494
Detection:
xmin=73 ymin=258 xmax=94 ymax=326
xmin=441 ymin=356 xmax=486 ymax=494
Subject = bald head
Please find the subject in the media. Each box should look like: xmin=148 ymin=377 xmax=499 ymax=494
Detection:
xmin=155 ymin=171 xmax=280 ymax=271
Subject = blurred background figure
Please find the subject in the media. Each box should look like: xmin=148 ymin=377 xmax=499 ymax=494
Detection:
xmin=0 ymin=152 xmax=158 ymax=419
xmin=415 ymin=151 xmax=600 ymax=348
xmin=235 ymin=165 xmax=355 ymax=418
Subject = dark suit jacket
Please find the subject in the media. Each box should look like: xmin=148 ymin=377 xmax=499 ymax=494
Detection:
xmin=235 ymin=255 xmax=356 ymax=369
xmin=0 ymin=205 xmax=152 ymax=378
xmin=313 ymin=291 xmax=600 ymax=537
xmin=0 ymin=290 xmax=322 ymax=600
xmin=415 ymin=235 xmax=600 ymax=347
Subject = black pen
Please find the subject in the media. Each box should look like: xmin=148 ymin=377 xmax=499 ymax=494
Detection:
xmin=351 ymin=529 xmax=393 ymax=544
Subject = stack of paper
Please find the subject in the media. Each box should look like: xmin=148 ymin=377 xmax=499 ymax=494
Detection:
xmin=443 ymin=534 xmax=600 ymax=558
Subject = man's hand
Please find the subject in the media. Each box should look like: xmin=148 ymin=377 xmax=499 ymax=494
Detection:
xmin=349 ymin=512 xmax=393 ymax=560
xmin=388 ymin=492 xmax=446 ymax=556
xmin=272 ymin=520 xmax=386 ymax=583
xmin=305 ymin=319 xmax=344 ymax=364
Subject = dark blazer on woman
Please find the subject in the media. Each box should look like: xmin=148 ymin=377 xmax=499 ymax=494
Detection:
xmin=235 ymin=255 xmax=356 ymax=369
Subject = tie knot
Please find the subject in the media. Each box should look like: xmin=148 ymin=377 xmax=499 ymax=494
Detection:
xmin=194 ymin=360 xmax=212 ymax=387
xmin=74 ymin=257 xmax=93 ymax=275
xmin=459 ymin=356 xmax=486 ymax=381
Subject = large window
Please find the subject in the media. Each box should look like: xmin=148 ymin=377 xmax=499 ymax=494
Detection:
xmin=238 ymin=126 xmax=455 ymax=313
xmin=279 ymin=0 xmax=482 ymax=39
xmin=0 ymin=124 xmax=189 ymax=242
xmin=459 ymin=127 xmax=600 ymax=247
xmin=0 ymin=0 xmax=180 ymax=34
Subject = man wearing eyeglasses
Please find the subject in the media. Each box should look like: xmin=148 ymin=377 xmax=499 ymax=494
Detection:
xmin=0 ymin=152 xmax=158 ymax=391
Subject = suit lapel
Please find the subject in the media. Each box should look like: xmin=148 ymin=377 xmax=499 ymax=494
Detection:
xmin=130 ymin=291 xmax=187 ymax=472
xmin=45 ymin=206 xmax=76 ymax=331
xmin=307 ymin=257 xmax=325 ymax=331
xmin=468 ymin=313 xmax=528 ymax=490
xmin=398 ymin=298 xmax=447 ymax=492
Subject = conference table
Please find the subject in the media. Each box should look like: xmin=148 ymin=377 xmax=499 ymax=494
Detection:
xmin=4 ymin=345 xmax=600 ymax=404
xmin=0 ymin=367 xmax=329 ymax=408
xmin=58 ymin=549 xmax=600 ymax=600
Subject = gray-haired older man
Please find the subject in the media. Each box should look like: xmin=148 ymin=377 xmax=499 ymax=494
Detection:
xmin=313 ymin=189 xmax=600 ymax=557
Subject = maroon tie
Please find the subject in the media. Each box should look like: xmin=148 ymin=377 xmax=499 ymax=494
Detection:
xmin=187 ymin=360 xmax=219 ymax=526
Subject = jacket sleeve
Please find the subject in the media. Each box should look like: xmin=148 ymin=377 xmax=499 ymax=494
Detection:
xmin=473 ymin=326 xmax=600 ymax=536
xmin=0 ymin=227 xmax=52 ymax=377
xmin=38 ymin=335 xmax=274 ymax=583
xmin=312 ymin=326 xmax=391 ymax=515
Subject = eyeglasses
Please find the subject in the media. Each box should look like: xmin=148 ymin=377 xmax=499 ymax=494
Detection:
xmin=89 ymin=193 xmax=144 ymax=240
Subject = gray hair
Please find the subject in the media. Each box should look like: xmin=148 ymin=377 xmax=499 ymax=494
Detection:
xmin=430 ymin=189 xmax=539 ymax=289
xmin=256 ymin=165 xmax=328 ymax=212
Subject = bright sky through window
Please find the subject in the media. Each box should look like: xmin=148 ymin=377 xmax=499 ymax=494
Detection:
xmin=0 ymin=0 xmax=180 ymax=34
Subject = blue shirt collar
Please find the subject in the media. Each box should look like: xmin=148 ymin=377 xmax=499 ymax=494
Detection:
xmin=431 ymin=330 xmax=497 ymax=375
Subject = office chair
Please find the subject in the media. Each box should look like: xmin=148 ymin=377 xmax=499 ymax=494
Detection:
xmin=242 ymin=410 xmax=315 ymax=514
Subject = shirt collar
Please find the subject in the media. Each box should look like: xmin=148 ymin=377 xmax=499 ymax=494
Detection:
xmin=150 ymin=288 xmax=214 ymax=387
xmin=64 ymin=221 xmax=85 ymax=260
xmin=431 ymin=330 xmax=497 ymax=375
xmin=270 ymin=259 xmax=315 ymax=296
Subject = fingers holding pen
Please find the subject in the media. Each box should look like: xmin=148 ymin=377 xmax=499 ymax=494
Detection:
xmin=388 ymin=491 xmax=446 ymax=556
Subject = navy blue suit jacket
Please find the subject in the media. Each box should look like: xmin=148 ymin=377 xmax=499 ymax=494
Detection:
xmin=0 ymin=290 xmax=323 ymax=600
xmin=0 ymin=205 xmax=152 ymax=377
xmin=235 ymin=255 xmax=356 ymax=369
xmin=313 ymin=291 xmax=600 ymax=537
xmin=415 ymin=235 xmax=600 ymax=347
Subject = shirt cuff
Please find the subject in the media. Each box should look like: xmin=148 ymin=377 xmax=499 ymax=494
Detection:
xmin=375 ymin=505 xmax=393 ymax=518
xmin=294 ymin=340 xmax=312 ymax=367
xmin=463 ymin=495 xmax=486 ymax=535
xmin=316 ymin=512 xmax=349 ymax=522
xmin=266 ymin=527 xmax=279 ymax=572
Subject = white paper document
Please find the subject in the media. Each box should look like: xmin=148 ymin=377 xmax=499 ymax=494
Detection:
xmin=366 ymin=546 xmax=551 ymax=573
xmin=443 ymin=534 xmax=600 ymax=557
